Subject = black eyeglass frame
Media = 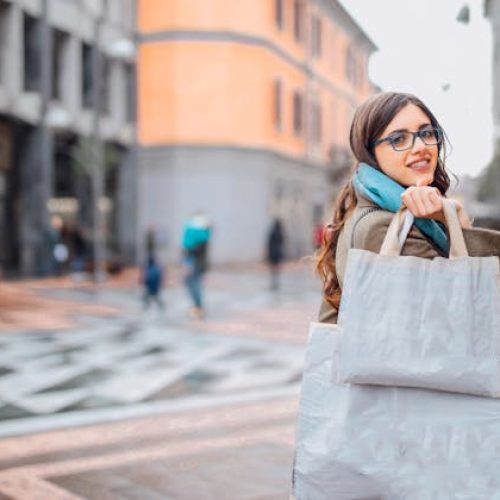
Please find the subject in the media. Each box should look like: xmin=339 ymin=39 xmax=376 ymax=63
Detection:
xmin=371 ymin=127 xmax=443 ymax=152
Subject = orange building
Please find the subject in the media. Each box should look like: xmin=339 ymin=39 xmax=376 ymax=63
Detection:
xmin=137 ymin=0 xmax=377 ymax=262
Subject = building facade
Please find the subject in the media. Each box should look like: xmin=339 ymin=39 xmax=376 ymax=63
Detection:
xmin=485 ymin=0 xmax=500 ymax=142
xmin=480 ymin=0 xmax=500 ymax=227
xmin=0 ymin=0 xmax=136 ymax=276
xmin=137 ymin=0 xmax=377 ymax=263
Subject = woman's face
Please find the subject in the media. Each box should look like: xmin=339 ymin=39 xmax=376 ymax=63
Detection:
xmin=373 ymin=103 xmax=439 ymax=187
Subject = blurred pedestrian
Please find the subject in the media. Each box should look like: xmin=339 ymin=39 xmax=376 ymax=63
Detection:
xmin=312 ymin=223 xmax=324 ymax=250
xmin=70 ymin=225 xmax=87 ymax=282
xmin=48 ymin=215 xmax=69 ymax=275
xmin=142 ymin=256 xmax=164 ymax=311
xmin=266 ymin=218 xmax=285 ymax=291
xmin=182 ymin=211 xmax=211 ymax=319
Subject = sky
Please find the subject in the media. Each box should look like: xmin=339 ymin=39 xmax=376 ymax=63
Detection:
xmin=339 ymin=0 xmax=493 ymax=178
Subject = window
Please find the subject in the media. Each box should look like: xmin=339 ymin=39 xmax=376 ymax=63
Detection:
xmin=310 ymin=100 xmax=322 ymax=143
xmin=0 ymin=1 xmax=10 ymax=84
xmin=331 ymin=99 xmax=336 ymax=140
xmin=346 ymin=45 xmax=357 ymax=86
xmin=275 ymin=0 xmax=284 ymax=30
xmin=124 ymin=63 xmax=135 ymax=122
xmin=81 ymin=42 xmax=94 ymax=108
xmin=273 ymin=80 xmax=282 ymax=130
xmin=330 ymin=27 xmax=336 ymax=71
xmin=52 ymin=29 xmax=68 ymax=101
xmin=293 ymin=0 xmax=304 ymax=43
xmin=99 ymin=55 xmax=111 ymax=116
xmin=293 ymin=91 xmax=303 ymax=135
xmin=311 ymin=15 xmax=322 ymax=58
xmin=23 ymin=13 xmax=41 ymax=91
xmin=357 ymin=58 xmax=365 ymax=88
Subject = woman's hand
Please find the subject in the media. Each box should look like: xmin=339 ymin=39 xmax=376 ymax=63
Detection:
xmin=401 ymin=181 xmax=445 ymax=222
xmin=401 ymin=180 xmax=472 ymax=229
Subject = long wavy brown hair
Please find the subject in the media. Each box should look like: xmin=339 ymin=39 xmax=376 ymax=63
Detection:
xmin=316 ymin=92 xmax=451 ymax=311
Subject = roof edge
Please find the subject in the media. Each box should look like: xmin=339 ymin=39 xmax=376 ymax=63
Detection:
xmin=318 ymin=0 xmax=378 ymax=53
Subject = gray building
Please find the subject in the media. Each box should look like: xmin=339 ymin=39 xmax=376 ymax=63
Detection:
xmin=481 ymin=0 xmax=500 ymax=226
xmin=0 ymin=0 xmax=136 ymax=276
xmin=486 ymin=0 xmax=500 ymax=142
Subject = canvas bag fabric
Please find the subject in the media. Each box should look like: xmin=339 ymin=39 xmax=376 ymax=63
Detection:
xmin=336 ymin=199 xmax=500 ymax=397
xmin=292 ymin=323 xmax=500 ymax=500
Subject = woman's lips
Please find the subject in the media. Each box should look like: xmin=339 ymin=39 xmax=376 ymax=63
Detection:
xmin=408 ymin=159 xmax=430 ymax=171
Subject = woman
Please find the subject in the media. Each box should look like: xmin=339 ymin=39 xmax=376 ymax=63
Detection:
xmin=317 ymin=92 xmax=500 ymax=324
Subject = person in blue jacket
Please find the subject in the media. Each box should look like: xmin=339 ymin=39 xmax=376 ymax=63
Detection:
xmin=182 ymin=211 xmax=212 ymax=319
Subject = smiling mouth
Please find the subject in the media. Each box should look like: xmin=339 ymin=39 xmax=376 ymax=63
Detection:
xmin=407 ymin=159 xmax=430 ymax=171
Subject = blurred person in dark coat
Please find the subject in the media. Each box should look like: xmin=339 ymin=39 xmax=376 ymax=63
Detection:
xmin=266 ymin=218 xmax=285 ymax=291
xmin=70 ymin=225 xmax=87 ymax=280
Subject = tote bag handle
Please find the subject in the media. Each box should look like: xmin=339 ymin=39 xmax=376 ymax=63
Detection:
xmin=380 ymin=198 xmax=468 ymax=259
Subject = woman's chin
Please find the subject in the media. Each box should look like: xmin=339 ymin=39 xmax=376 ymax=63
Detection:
xmin=408 ymin=171 xmax=434 ymax=187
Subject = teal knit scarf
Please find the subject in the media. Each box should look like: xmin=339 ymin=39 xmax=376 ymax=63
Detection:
xmin=352 ymin=163 xmax=449 ymax=253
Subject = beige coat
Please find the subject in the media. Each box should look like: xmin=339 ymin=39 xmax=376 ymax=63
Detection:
xmin=319 ymin=196 xmax=500 ymax=324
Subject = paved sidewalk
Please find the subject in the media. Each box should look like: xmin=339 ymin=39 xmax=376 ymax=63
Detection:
xmin=0 ymin=398 xmax=297 ymax=499
xmin=0 ymin=262 xmax=320 ymax=498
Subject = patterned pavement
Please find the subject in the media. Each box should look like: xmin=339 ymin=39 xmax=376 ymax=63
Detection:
xmin=0 ymin=398 xmax=298 ymax=499
xmin=0 ymin=263 xmax=320 ymax=498
xmin=0 ymin=319 xmax=304 ymax=437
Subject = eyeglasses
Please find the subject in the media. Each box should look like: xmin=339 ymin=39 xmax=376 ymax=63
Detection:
xmin=372 ymin=126 xmax=443 ymax=151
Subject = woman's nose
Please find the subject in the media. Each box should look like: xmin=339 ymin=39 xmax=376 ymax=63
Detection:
xmin=411 ymin=135 xmax=426 ymax=152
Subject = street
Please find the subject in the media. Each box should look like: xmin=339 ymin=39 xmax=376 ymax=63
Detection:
xmin=0 ymin=262 xmax=320 ymax=499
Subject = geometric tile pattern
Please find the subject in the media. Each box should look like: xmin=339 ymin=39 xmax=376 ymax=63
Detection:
xmin=0 ymin=318 xmax=304 ymax=428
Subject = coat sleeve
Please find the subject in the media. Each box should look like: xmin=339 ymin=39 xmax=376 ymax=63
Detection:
xmin=463 ymin=227 xmax=500 ymax=257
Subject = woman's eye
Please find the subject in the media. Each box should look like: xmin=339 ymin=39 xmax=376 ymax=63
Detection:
xmin=390 ymin=134 xmax=407 ymax=145
xmin=420 ymin=129 xmax=433 ymax=139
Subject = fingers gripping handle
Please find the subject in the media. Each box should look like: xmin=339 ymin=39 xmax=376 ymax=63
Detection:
xmin=380 ymin=199 xmax=468 ymax=259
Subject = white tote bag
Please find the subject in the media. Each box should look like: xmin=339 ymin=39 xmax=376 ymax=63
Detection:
xmin=337 ymin=199 xmax=500 ymax=397
xmin=293 ymin=323 xmax=391 ymax=500
xmin=293 ymin=323 xmax=500 ymax=500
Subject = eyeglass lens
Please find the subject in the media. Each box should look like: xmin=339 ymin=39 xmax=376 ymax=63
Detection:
xmin=391 ymin=128 xmax=441 ymax=150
